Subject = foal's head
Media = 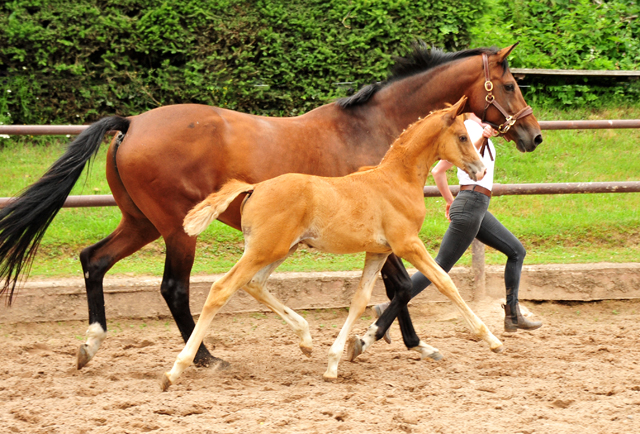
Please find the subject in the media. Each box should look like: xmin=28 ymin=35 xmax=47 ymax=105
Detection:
xmin=431 ymin=96 xmax=486 ymax=182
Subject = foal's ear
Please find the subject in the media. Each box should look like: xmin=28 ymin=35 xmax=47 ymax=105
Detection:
xmin=496 ymin=42 xmax=519 ymax=62
xmin=444 ymin=96 xmax=467 ymax=124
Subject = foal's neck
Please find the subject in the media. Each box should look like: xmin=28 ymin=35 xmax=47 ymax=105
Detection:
xmin=374 ymin=119 xmax=442 ymax=188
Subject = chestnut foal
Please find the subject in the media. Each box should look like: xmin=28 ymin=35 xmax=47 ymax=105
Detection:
xmin=161 ymin=97 xmax=503 ymax=390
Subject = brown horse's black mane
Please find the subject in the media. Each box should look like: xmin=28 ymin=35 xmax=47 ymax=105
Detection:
xmin=337 ymin=42 xmax=503 ymax=109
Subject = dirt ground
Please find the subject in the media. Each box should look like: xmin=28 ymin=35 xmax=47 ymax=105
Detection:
xmin=1 ymin=299 xmax=639 ymax=434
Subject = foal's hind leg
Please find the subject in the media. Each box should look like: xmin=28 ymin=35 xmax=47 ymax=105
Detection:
xmin=242 ymin=245 xmax=313 ymax=356
xmin=162 ymin=255 xmax=277 ymax=390
xmin=78 ymin=214 xmax=160 ymax=369
xmin=323 ymin=252 xmax=389 ymax=381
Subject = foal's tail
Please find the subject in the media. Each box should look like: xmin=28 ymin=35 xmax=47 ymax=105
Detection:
xmin=0 ymin=116 xmax=130 ymax=305
xmin=184 ymin=180 xmax=255 ymax=236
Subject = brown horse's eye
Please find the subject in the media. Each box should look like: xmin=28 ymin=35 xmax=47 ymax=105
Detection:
xmin=505 ymin=83 xmax=515 ymax=92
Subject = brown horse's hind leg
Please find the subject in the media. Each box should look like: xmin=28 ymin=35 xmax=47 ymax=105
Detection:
xmin=161 ymin=231 xmax=228 ymax=368
xmin=78 ymin=214 xmax=160 ymax=369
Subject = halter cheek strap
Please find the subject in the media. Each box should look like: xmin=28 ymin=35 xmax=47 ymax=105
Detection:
xmin=481 ymin=53 xmax=533 ymax=136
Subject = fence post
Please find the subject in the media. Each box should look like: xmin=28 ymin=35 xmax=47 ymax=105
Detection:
xmin=472 ymin=239 xmax=486 ymax=300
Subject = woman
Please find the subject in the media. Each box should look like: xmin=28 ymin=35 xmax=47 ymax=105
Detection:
xmin=376 ymin=113 xmax=541 ymax=337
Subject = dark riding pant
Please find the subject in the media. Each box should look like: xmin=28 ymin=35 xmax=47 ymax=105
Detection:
xmin=411 ymin=190 xmax=526 ymax=306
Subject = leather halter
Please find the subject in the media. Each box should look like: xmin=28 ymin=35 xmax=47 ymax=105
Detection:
xmin=481 ymin=53 xmax=533 ymax=136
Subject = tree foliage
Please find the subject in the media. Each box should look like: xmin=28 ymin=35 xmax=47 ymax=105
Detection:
xmin=469 ymin=0 xmax=640 ymax=106
xmin=0 ymin=0 xmax=483 ymax=124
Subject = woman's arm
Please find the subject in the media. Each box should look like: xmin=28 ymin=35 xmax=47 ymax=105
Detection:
xmin=431 ymin=160 xmax=455 ymax=221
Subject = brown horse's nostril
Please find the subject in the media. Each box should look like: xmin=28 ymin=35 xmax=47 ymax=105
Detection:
xmin=534 ymin=134 xmax=543 ymax=146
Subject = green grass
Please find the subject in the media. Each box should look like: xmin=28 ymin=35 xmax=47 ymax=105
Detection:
xmin=1 ymin=103 xmax=639 ymax=278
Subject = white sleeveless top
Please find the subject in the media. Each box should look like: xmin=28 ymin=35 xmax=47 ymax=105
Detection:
xmin=456 ymin=119 xmax=495 ymax=191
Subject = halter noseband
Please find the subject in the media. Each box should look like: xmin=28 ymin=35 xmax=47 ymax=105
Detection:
xmin=481 ymin=53 xmax=533 ymax=135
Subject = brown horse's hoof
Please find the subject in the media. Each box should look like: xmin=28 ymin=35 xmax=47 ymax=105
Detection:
xmin=77 ymin=344 xmax=91 ymax=370
xmin=346 ymin=336 xmax=363 ymax=362
xmin=160 ymin=373 xmax=173 ymax=392
xmin=425 ymin=350 xmax=444 ymax=362
xmin=195 ymin=355 xmax=231 ymax=370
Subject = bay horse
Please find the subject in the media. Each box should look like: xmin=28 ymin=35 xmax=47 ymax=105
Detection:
xmin=161 ymin=97 xmax=503 ymax=389
xmin=0 ymin=43 xmax=541 ymax=371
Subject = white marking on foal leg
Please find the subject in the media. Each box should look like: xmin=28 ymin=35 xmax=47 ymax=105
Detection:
xmin=76 ymin=322 xmax=107 ymax=369
xmin=245 ymin=283 xmax=313 ymax=356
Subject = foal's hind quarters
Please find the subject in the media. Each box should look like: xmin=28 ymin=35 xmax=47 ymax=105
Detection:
xmin=161 ymin=97 xmax=503 ymax=391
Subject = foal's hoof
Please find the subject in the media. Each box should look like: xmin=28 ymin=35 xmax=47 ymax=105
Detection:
xmin=76 ymin=344 xmax=92 ymax=370
xmin=300 ymin=345 xmax=313 ymax=358
xmin=322 ymin=373 xmax=339 ymax=382
xmin=346 ymin=336 xmax=363 ymax=362
xmin=491 ymin=344 xmax=504 ymax=354
xmin=160 ymin=373 xmax=173 ymax=392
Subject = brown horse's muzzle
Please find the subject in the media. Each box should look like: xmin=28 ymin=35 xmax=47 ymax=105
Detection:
xmin=511 ymin=122 xmax=543 ymax=153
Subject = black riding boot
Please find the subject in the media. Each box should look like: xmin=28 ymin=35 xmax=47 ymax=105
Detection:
xmin=504 ymin=303 xmax=542 ymax=332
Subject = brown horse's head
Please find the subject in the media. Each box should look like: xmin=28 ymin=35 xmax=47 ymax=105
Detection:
xmin=468 ymin=44 xmax=543 ymax=153
xmin=437 ymin=96 xmax=486 ymax=182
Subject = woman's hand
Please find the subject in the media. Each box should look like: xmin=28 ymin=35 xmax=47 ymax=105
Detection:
xmin=445 ymin=201 xmax=453 ymax=222
xmin=482 ymin=125 xmax=498 ymax=138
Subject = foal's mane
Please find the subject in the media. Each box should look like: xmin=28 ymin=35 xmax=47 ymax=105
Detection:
xmin=372 ymin=106 xmax=450 ymax=167
xmin=337 ymin=42 xmax=503 ymax=109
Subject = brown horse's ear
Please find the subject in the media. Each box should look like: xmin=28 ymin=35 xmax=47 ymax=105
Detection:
xmin=496 ymin=42 xmax=519 ymax=62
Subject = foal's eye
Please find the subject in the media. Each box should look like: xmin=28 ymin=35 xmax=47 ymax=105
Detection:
xmin=504 ymin=83 xmax=515 ymax=92
xmin=459 ymin=135 xmax=467 ymax=142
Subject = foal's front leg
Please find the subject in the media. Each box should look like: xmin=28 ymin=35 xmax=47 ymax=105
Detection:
xmin=323 ymin=252 xmax=389 ymax=381
xmin=355 ymin=254 xmax=443 ymax=361
xmin=397 ymin=238 xmax=503 ymax=352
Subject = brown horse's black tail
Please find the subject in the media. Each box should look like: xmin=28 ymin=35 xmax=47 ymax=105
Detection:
xmin=0 ymin=116 xmax=130 ymax=305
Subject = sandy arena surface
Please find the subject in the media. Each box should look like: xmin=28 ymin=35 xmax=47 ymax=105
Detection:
xmin=1 ymin=299 xmax=639 ymax=433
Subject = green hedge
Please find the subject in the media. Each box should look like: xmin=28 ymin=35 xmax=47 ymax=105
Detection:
xmin=469 ymin=0 xmax=640 ymax=106
xmin=2 ymin=0 xmax=639 ymax=125
xmin=0 ymin=0 xmax=483 ymax=124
